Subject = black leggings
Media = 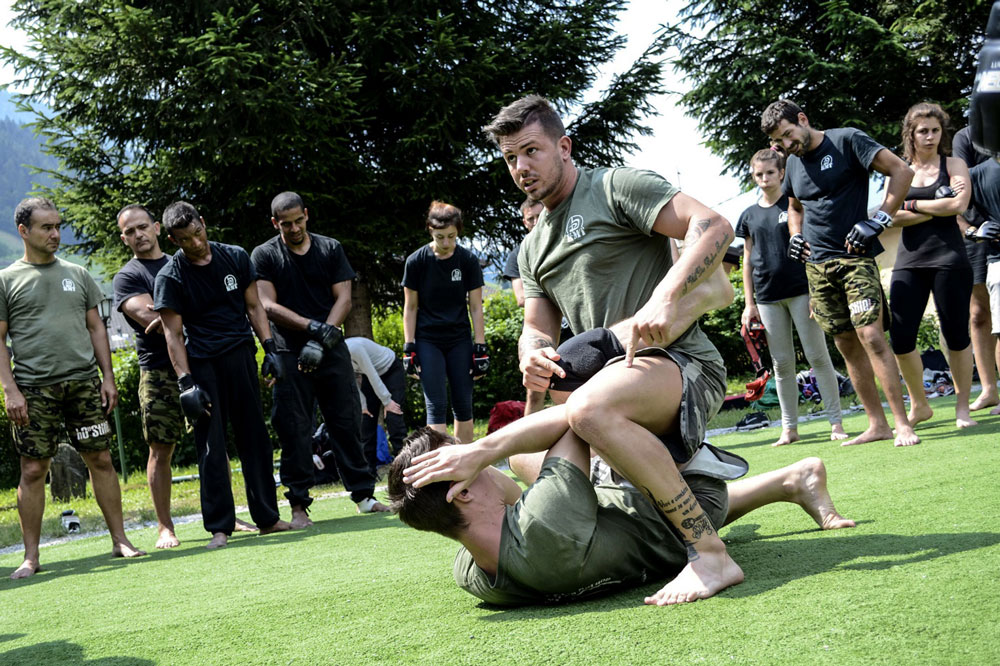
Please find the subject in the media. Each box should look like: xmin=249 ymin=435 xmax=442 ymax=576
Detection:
xmin=889 ymin=265 xmax=972 ymax=355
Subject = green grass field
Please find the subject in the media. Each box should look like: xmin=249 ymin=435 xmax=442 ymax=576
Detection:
xmin=1 ymin=396 xmax=998 ymax=665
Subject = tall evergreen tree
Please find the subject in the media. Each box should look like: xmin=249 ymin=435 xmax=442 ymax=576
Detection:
xmin=1 ymin=0 xmax=667 ymax=328
xmin=661 ymin=0 xmax=992 ymax=183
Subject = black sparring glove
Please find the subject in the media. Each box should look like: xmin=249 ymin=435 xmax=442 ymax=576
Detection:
xmin=967 ymin=220 xmax=1000 ymax=242
xmin=298 ymin=340 xmax=324 ymax=372
xmin=845 ymin=210 xmax=892 ymax=254
xmin=471 ymin=343 xmax=490 ymax=379
xmin=261 ymin=338 xmax=284 ymax=381
xmin=307 ymin=320 xmax=343 ymax=350
xmin=935 ymin=185 xmax=956 ymax=199
xmin=177 ymin=373 xmax=211 ymax=422
xmin=403 ymin=342 xmax=420 ymax=378
xmin=550 ymin=328 xmax=626 ymax=392
xmin=787 ymin=233 xmax=810 ymax=262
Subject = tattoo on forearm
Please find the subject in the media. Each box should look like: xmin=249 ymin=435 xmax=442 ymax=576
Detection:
xmin=518 ymin=334 xmax=553 ymax=360
xmin=681 ymin=236 xmax=725 ymax=296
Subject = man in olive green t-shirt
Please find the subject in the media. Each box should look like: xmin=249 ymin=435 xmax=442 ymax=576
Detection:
xmin=0 ymin=198 xmax=145 ymax=580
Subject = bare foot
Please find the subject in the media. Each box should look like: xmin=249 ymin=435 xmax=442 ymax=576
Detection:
xmin=644 ymin=545 xmax=744 ymax=606
xmin=206 ymin=532 xmax=228 ymax=549
xmin=785 ymin=457 xmax=856 ymax=530
xmin=955 ymin=406 xmax=978 ymax=429
xmin=10 ymin=559 xmax=41 ymax=580
xmin=112 ymin=540 xmax=147 ymax=558
xmin=991 ymin=405 xmax=1000 ymax=416
xmin=357 ymin=498 xmax=390 ymax=514
xmin=830 ymin=424 xmax=849 ymax=441
xmin=234 ymin=518 xmax=258 ymax=533
xmin=259 ymin=520 xmax=293 ymax=535
xmin=907 ymin=403 xmax=933 ymax=427
xmin=893 ymin=425 xmax=920 ymax=447
xmin=290 ymin=507 xmax=313 ymax=529
xmin=771 ymin=429 xmax=799 ymax=447
xmin=841 ymin=425 xmax=894 ymax=447
xmin=156 ymin=526 xmax=180 ymax=549
xmin=970 ymin=393 xmax=999 ymax=411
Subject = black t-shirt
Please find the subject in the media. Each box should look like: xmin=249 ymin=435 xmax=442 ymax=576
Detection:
xmin=783 ymin=128 xmax=885 ymax=261
xmin=503 ymin=242 xmax=521 ymax=281
xmin=113 ymin=256 xmax=171 ymax=370
xmin=734 ymin=195 xmax=808 ymax=303
xmin=895 ymin=155 xmax=968 ymax=270
xmin=955 ymin=127 xmax=990 ymax=227
xmin=401 ymin=244 xmax=484 ymax=343
xmin=153 ymin=242 xmax=255 ymax=358
xmin=969 ymin=158 xmax=1000 ymax=262
xmin=250 ymin=234 xmax=356 ymax=353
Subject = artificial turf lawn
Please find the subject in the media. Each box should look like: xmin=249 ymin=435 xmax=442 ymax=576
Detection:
xmin=1 ymin=396 xmax=998 ymax=665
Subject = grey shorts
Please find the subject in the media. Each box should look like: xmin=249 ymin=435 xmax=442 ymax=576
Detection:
xmin=987 ymin=261 xmax=1000 ymax=335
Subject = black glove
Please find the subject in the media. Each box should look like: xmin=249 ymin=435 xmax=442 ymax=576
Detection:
xmin=177 ymin=373 xmax=211 ymax=422
xmin=298 ymin=340 xmax=324 ymax=372
xmin=403 ymin=342 xmax=420 ymax=378
xmin=261 ymin=338 xmax=284 ymax=381
xmin=472 ymin=343 xmax=490 ymax=379
xmin=935 ymin=185 xmax=956 ymax=199
xmin=550 ymin=328 xmax=626 ymax=392
xmin=307 ymin=320 xmax=343 ymax=350
xmin=967 ymin=220 xmax=1000 ymax=242
xmin=787 ymin=233 xmax=810 ymax=262
xmin=845 ymin=210 xmax=892 ymax=254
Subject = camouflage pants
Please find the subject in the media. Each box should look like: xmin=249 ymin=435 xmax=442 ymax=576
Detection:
xmin=806 ymin=256 xmax=888 ymax=336
xmin=12 ymin=377 xmax=111 ymax=459
xmin=138 ymin=367 xmax=186 ymax=445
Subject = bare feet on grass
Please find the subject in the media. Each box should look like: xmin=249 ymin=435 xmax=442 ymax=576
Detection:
xmin=771 ymin=429 xmax=799 ymax=447
xmin=233 ymin=518 xmax=258 ymax=533
xmin=785 ymin=457 xmax=855 ymax=530
xmin=969 ymin=392 xmax=999 ymax=412
xmin=156 ymin=526 xmax=180 ymax=549
xmin=206 ymin=532 xmax=228 ymax=550
xmin=893 ymin=425 xmax=920 ymax=447
xmin=290 ymin=507 xmax=313 ymax=529
xmin=991 ymin=405 xmax=1000 ymax=416
xmin=841 ymin=424 xmax=894 ymax=447
xmin=830 ymin=424 xmax=849 ymax=441
xmin=10 ymin=559 xmax=41 ymax=580
xmin=259 ymin=520 xmax=293 ymax=535
xmin=955 ymin=405 xmax=978 ymax=429
xmin=644 ymin=542 xmax=744 ymax=606
xmin=112 ymin=540 xmax=147 ymax=558
xmin=907 ymin=403 xmax=933 ymax=427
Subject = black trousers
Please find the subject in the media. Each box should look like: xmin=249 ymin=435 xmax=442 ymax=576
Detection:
xmin=271 ymin=344 xmax=376 ymax=506
xmin=360 ymin=358 xmax=407 ymax=472
xmin=189 ymin=343 xmax=280 ymax=534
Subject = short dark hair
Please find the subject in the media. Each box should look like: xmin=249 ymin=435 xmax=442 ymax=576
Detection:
xmin=519 ymin=197 xmax=541 ymax=213
xmin=750 ymin=147 xmax=786 ymax=172
xmin=901 ymin=102 xmax=952 ymax=163
xmin=162 ymin=201 xmax=201 ymax=235
xmin=387 ymin=428 xmax=470 ymax=539
xmin=271 ymin=191 xmax=305 ymax=218
xmin=482 ymin=94 xmax=566 ymax=146
xmin=426 ymin=200 xmax=463 ymax=235
xmin=14 ymin=197 xmax=57 ymax=230
xmin=116 ymin=203 xmax=155 ymax=225
xmin=761 ymin=99 xmax=804 ymax=135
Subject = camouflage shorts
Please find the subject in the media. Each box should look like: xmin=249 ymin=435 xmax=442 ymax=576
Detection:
xmin=806 ymin=256 xmax=888 ymax=336
xmin=138 ymin=367 xmax=186 ymax=445
xmin=12 ymin=377 xmax=112 ymax=459
xmin=607 ymin=347 xmax=726 ymax=464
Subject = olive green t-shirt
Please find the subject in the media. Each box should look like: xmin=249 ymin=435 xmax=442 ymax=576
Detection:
xmin=518 ymin=166 xmax=721 ymax=365
xmin=453 ymin=457 xmax=728 ymax=606
xmin=0 ymin=258 xmax=103 ymax=386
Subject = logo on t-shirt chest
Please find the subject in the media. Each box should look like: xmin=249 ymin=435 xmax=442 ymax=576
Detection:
xmin=565 ymin=215 xmax=586 ymax=242
xmin=451 ymin=269 xmax=462 ymax=282
xmin=61 ymin=279 xmax=76 ymax=292
xmin=821 ymin=155 xmax=834 ymax=171
xmin=224 ymin=274 xmax=238 ymax=292
xmin=778 ymin=211 xmax=789 ymax=225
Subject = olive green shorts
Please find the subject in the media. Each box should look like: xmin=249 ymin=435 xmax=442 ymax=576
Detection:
xmin=806 ymin=256 xmax=888 ymax=336
xmin=12 ymin=377 xmax=112 ymax=459
xmin=138 ymin=367 xmax=186 ymax=445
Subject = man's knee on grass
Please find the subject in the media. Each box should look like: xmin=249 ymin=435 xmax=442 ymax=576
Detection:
xmin=388 ymin=428 xmax=468 ymax=539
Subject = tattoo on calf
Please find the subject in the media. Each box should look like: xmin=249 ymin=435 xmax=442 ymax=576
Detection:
xmin=685 ymin=541 xmax=700 ymax=562
xmin=681 ymin=513 xmax=715 ymax=540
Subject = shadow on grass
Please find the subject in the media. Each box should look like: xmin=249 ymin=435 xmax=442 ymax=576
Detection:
xmin=0 ymin=511 xmax=400 ymax=589
xmin=474 ymin=530 xmax=1000 ymax=618
xmin=0 ymin=639 xmax=153 ymax=666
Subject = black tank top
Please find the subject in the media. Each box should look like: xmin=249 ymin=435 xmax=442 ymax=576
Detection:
xmin=895 ymin=155 xmax=969 ymax=269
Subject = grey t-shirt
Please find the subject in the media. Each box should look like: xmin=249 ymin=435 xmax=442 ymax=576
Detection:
xmin=0 ymin=258 xmax=103 ymax=385
xmin=518 ymin=166 xmax=721 ymax=365
xmin=782 ymin=128 xmax=886 ymax=261
xmin=454 ymin=457 xmax=728 ymax=606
